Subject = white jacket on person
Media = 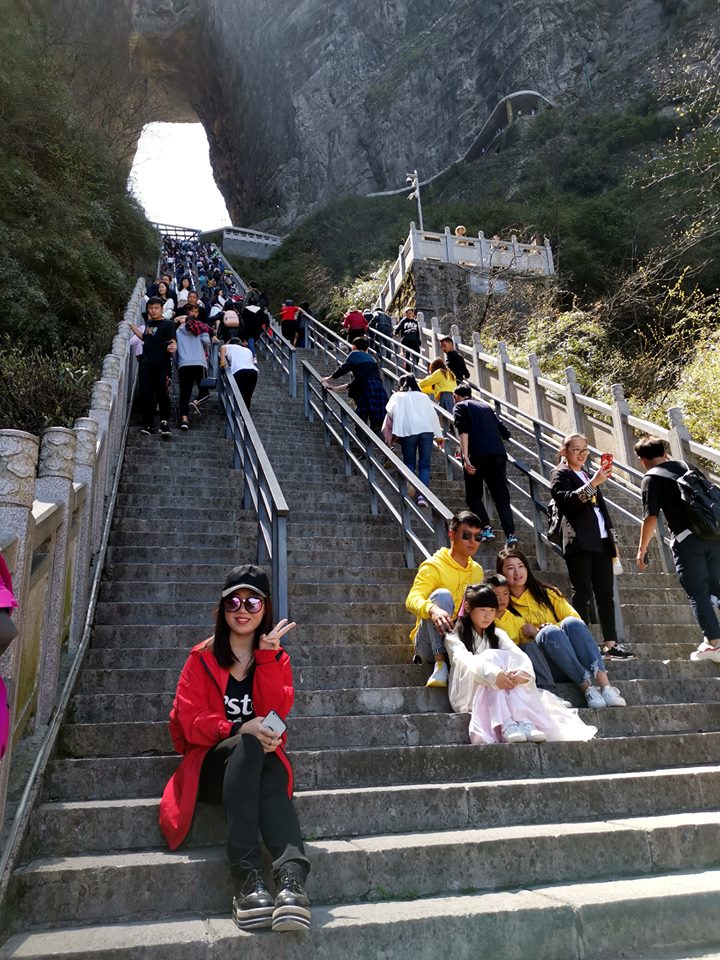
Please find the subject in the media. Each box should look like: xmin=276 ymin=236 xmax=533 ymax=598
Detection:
xmin=445 ymin=626 xmax=534 ymax=713
xmin=385 ymin=390 xmax=443 ymax=438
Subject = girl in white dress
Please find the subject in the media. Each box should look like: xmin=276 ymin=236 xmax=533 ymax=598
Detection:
xmin=445 ymin=584 xmax=597 ymax=745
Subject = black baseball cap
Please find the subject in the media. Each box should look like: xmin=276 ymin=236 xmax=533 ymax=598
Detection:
xmin=221 ymin=564 xmax=270 ymax=598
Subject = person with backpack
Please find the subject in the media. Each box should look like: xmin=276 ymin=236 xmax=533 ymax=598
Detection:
xmin=372 ymin=308 xmax=394 ymax=339
xmin=635 ymin=435 xmax=720 ymax=662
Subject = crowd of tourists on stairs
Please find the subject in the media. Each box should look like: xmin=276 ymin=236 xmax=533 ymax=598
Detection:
xmin=130 ymin=238 xmax=268 ymax=436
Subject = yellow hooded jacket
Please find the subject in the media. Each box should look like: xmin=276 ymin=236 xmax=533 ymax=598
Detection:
xmin=405 ymin=547 xmax=484 ymax=643
xmin=418 ymin=369 xmax=458 ymax=400
xmin=496 ymin=588 xmax=579 ymax=644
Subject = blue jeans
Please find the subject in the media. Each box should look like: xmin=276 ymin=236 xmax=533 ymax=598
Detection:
xmin=536 ymin=617 xmax=605 ymax=687
xmin=414 ymin=588 xmax=453 ymax=660
xmin=399 ymin=432 xmax=434 ymax=489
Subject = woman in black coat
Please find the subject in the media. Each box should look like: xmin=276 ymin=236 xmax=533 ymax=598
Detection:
xmin=550 ymin=434 xmax=634 ymax=660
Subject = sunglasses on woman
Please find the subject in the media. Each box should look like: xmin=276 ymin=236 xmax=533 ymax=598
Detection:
xmin=223 ymin=596 xmax=265 ymax=614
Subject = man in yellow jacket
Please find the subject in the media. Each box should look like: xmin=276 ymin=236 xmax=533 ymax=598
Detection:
xmin=405 ymin=510 xmax=484 ymax=687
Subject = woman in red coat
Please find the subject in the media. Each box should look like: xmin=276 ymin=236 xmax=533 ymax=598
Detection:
xmin=159 ymin=564 xmax=311 ymax=933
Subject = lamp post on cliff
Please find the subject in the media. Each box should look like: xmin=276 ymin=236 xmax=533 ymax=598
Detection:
xmin=406 ymin=170 xmax=424 ymax=231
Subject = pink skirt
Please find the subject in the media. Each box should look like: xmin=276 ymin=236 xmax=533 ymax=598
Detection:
xmin=468 ymin=649 xmax=596 ymax=744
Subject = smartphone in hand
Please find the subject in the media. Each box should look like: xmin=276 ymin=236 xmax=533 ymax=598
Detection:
xmin=260 ymin=710 xmax=287 ymax=736
xmin=600 ymin=452 xmax=614 ymax=474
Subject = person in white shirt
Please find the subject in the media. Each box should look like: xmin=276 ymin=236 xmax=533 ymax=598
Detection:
xmin=385 ymin=375 xmax=444 ymax=507
xmin=220 ymin=337 xmax=259 ymax=409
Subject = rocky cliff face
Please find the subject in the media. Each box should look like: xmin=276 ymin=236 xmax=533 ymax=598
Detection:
xmin=114 ymin=0 xmax=698 ymax=226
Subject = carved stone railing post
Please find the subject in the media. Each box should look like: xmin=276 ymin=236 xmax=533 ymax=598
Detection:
xmin=497 ymin=342 xmax=511 ymax=403
xmin=34 ymin=428 xmax=77 ymax=725
xmin=610 ymin=384 xmax=636 ymax=465
xmin=69 ymin=418 xmax=98 ymax=649
xmin=89 ymin=380 xmax=113 ymax=548
xmin=527 ymin=353 xmax=546 ymax=423
xmin=0 ymin=430 xmax=40 ymax=822
xmin=430 ymin=316 xmax=443 ymax=360
xmin=101 ymin=354 xmax=124 ymax=470
xmin=564 ymin=367 xmax=585 ymax=436
xmin=471 ymin=332 xmax=487 ymax=394
xmin=667 ymin=406 xmax=693 ymax=463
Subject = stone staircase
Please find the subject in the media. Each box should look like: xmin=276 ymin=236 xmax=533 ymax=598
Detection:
xmin=2 ymin=351 xmax=720 ymax=959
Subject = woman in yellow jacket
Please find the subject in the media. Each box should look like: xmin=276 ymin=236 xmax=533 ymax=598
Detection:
xmin=418 ymin=358 xmax=457 ymax=413
xmin=495 ymin=547 xmax=627 ymax=710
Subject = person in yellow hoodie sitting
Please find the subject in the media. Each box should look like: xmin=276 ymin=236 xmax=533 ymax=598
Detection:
xmin=418 ymin=358 xmax=458 ymax=414
xmin=405 ymin=510 xmax=484 ymax=687
xmin=495 ymin=546 xmax=627 ymax=710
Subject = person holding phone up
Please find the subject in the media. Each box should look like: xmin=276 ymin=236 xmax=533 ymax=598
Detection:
xmin=159 ymin=565 xmax=311 ymax=933
xmin=550 ymin=434 xmax=635 ymax=661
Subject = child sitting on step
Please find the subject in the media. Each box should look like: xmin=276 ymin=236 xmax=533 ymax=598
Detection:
xmin=445 ymin=584 xmax=597 ymax=744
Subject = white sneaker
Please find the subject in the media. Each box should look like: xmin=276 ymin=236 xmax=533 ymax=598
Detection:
xmin=519 ymin=720 xmax=547 ymax=743
xmin=501 ymin=720 xmax=527 ymax=743
xmin=690 ymin=639 xmax=720 ymax=663
xmin=601 ymin=685 xmax=626 ymax=708
xmin=426 ymin=661 xmax=449 ymax=688
xmin=584 ymin=686 xmax=607 ymax=709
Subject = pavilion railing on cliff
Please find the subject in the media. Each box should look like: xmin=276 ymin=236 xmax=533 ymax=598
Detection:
xmin=375 ymin=223 xmax=555 ymax=314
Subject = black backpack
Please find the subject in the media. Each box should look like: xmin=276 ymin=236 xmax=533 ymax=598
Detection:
xmin=648 ymin=461 xmax=720 ymax=540
xmin=373 ymin=311 xmax=393 ymax=337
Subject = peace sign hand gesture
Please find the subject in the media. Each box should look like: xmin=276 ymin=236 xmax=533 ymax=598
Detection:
xmin=259 ymin=618 xmax=297 ymax=650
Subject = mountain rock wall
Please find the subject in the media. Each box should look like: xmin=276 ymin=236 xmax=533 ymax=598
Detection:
xmin=111 ymin=0 xmax=694 ymax=226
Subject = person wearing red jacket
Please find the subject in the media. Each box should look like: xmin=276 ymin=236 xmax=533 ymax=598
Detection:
xmin=342 ymin=305 xmax=369 ymax=342
xmin=159 ymin=564 xmax=311 ymax=933
xmin=279 ymin=300 xmax=300 ymax=345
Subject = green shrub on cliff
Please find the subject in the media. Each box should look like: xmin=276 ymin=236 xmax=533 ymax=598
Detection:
xmin=0 ymin=3 xmax=157 ymax=432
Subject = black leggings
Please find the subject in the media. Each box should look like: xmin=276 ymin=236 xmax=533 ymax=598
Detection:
xmin=198 ymin=732 xmax=308 ymax=879
xmin=178 ymin=365 xmax=209 ymax=417
xmin=233 ymin=369 xmax=258 ymax=409
xmin=563 ymin=540 xmax=618 ymax=644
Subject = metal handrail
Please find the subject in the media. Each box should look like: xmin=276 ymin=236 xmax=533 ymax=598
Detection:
xmin=299 ymin=310 xmax=672 ymax=575
xmin=301 ymin=359 xmax=451 ymax=568
xmin=262 ymin=322 xmax=297 ymax=398
xmin=217 ymin=361 xmax=290 ymax=619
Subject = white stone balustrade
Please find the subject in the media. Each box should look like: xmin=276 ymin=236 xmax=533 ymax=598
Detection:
xmin=0 ymin=277 xmax=145 ymax=836
xmin=377 ymin=224 xmax=554 ymax=311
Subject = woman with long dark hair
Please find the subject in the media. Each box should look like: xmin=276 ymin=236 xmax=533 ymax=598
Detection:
xmin=496 ymin=546 xmax=628 ymax=709
xmin=445 ymin=584 xmax=595 ymax=744
xmin=159 ymin=564 xmax=311 ymax=933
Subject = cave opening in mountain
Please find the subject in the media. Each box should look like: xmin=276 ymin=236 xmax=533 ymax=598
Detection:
xmin=129 ymin=122 xmax=231 ymax=231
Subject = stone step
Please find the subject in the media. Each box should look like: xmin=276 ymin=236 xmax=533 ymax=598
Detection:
xmin=58 ymin=702 xmax=720 ymax=760
xmin=105 ymin=531 xmax=251 ymax=551
xmin=104 ymin=563 xmax=416 ymax=584
xmin=73 ymin=657 xmax=720 ymax=697
xmin=83 ymin=641 xmax=412 ymax=670
xmin=622 ymin=603 xmax=697 ymax=625
xmin=91 ymin=599 xmax=409 ymax=626
xmin=5 ymin=869 xmax=720 ymax=960
xmin=7 ymin=814 xmax=720 ymax=931
xmin=26 ymin=764 xmax=720 ymax=857
xmin=104 ymin=545 xmax=255 ymax=565
xmin=46 ymin=732 xmax=720 ymax=800
xmin=110 ymin=518 xmax=255 ymax=534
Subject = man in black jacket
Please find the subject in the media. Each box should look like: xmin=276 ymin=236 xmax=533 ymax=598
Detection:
xmin=439 ymin=335 xmax=470 ymax=381
xmin=635 ymin=435 xmax=720 ymax=662
xmin=453 ymin=384 xmax=517 ymax=545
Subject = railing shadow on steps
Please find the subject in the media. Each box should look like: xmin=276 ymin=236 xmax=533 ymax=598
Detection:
xmin=301 ymin=359 xmax=452 ymax=568
xmin=216 ymin=358 xmax=290 ymax=621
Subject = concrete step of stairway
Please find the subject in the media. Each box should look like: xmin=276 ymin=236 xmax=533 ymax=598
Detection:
xmin=7 ymin=813 xmax=720 ymax=931
xmin=72 ymin=659 xmax=720 ymax=696
xmin=58 ymin=701 xmax=720 ymax=760
xmin=46 ymin=732 xmax=720 ymax=800
xmin=4 ymin=868 xmax=720 ymax=960
xmin=25 ymin=763 xmax=720 ymax=857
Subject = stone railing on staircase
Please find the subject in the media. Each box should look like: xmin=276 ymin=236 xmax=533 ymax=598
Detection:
xmin=0 ymin=278 xmax=145 ymax=884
